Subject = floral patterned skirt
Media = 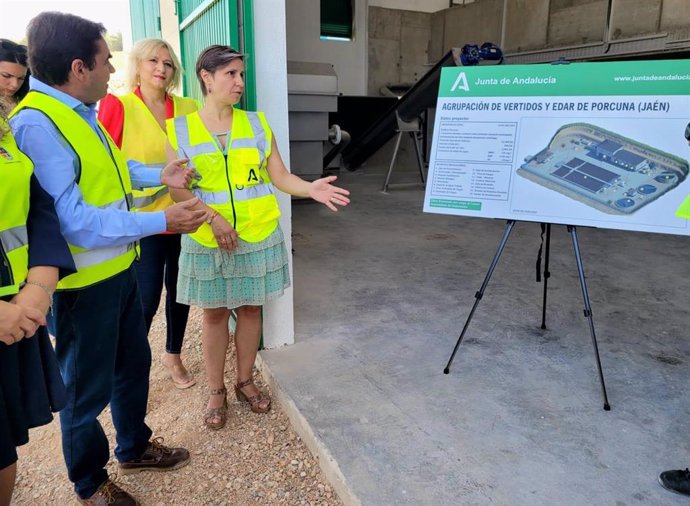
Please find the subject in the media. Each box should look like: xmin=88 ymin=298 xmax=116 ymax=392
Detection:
xmin=177 ymin=225 xmax=290 ymax=309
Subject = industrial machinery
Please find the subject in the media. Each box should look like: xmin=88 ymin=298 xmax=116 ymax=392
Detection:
xmin=341 ymin=43 xmax=503 ymax=179
xmin=287 ymin=61 xmax=350 ymax=180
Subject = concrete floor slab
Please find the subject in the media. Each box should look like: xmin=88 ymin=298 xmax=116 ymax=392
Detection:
xmin=260 ymin=162 xmax=690 ymax=506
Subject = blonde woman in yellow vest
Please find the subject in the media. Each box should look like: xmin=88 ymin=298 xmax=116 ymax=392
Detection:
xmin=99 ymin=39 xmax=198 ymax=390
xmin=0 ymin=101 xmax=75 ymax=505
xmin=168 ymin=45 xmax=350 ymax=430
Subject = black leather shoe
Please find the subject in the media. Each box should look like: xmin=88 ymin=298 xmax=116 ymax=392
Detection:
xmin=78 ymin=479 xmax=140 ymax=505
xmin=118 ymin=437 xmax=190 ymax=475
xmin=659 ymin=468 xmax=690 ymax=497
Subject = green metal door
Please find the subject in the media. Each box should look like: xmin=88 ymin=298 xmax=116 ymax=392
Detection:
xmin=129 ymin=0 xmax=162 ymax=41
xmin=177 ymin=0 xmax=255 ymax=109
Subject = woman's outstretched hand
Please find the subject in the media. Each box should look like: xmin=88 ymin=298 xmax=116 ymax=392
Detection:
xmin=308 ymin=176 xmax=350 ymax=212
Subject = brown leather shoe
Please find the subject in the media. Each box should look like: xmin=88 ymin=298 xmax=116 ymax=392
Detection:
xmin=118 ymin=437 xmax=190 ymax=475
xmin=78 ymin=479 xmax=140 ymax=505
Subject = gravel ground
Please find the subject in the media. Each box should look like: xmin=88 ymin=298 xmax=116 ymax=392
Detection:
xmin=13 ymin=305 xmax=343 ymax=506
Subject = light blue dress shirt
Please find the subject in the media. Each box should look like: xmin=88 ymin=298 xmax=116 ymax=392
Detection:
xmin=10 ymin=76 xmax=167 ymax=249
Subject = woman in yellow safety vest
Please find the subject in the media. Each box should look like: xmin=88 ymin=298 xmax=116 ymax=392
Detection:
xmin=0 ymin=39 xmax=29 ymax=109
xmin=168 ymin=45 xmax=350 ymax=430
xmin=0 ymin=99 xmax=75 ymax=504
xmin=99 ymin=39 xmax=198 ymax=390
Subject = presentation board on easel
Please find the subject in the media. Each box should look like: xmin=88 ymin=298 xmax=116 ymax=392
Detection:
xmin=423 ymin=60 xmax=690 ymax=236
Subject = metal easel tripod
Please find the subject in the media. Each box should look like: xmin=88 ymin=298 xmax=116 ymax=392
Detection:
xmin=443 ymin=220 xmax=611 ymax=411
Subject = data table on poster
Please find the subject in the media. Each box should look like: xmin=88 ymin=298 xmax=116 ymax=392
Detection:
xmin=430 ymin=120 xmax=517 ymax=201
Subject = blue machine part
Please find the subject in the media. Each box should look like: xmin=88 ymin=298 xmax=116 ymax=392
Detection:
xmin=460 ymin=44 xmax=481 ymax=66
xmin=479 ymin=42 xmax=503 ymax=62
xmin=460 ymin=42 xmax=503 ymax=66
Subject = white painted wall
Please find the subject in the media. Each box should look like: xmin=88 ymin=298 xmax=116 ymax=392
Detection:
xmin=286 ymin=0 xmax=368 ymax=95
xmin=254 ymin=0 xmax=295 ymax=348
xmin=160 ymin=0 xmax=184 ymax=95
xmin=160 ymin=0 xmax=182 ymax=63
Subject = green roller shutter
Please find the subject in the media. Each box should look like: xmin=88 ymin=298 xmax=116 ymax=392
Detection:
xmin=178 ymin=0 xmax=256 ymax=110
xmin=129 ymin=0 xmax=162 ymax=41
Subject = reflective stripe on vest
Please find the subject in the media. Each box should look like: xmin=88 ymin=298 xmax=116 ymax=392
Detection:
xmin=233 ymin=183 xmax=275 ymax=202
xmin=133 ymin=186 xmax=169 ymax=209
xmin=167 ymin=110 xmax=280 ymax=245
xmin=103 ymin=195 xmax=133 ymax=211
xmin=231 ymin=113 xmax=267 ymax=166
xmin=73 ymin=242 xmax=135 ymax=269
xmin=193 ymin=189 xmax=230 ymax=205
xmin=192 ymin=184 xmax=275 ymax=204
xmin=12 ymin=91 xmax=138 ymax=289
xmin=179 ymin=142 xmax=217 ymax=159
xmin=173 ymin=116 xmax=216 ymax=159
xmin=130 ymin=162 xmax=167 ymax=212
xmin=0 ymin=225 xmax=28 ymax=253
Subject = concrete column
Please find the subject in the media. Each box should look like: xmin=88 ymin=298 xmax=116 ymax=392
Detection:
xmin=253 ymin=0 xmax=295 ymax=348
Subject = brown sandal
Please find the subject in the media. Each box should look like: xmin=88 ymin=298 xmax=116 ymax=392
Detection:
xmin=204 ymin=387 xmax=228 ymax=430
xmin=234 ymin=379 xmax=271 ymax=413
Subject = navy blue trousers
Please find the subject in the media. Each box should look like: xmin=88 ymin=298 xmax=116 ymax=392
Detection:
xmin=134 ymin=234 xmax=189 ymax=354
xmin=53 ymin=266 xmax=152 ymax=499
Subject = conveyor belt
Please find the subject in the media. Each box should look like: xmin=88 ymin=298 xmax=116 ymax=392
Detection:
xmin=341 ymin=50 xmax=458 ymax=170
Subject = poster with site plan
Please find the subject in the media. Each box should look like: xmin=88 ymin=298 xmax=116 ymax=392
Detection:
xmin=423 ymin=60 xmax=690 ymax=235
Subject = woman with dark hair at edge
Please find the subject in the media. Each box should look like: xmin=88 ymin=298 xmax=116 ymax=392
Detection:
xmin=168 ymin=45 xmax=350 ymax=430
xmin=99 ymin=39 xmax=198 ymax=390
xmin=0 ymin=95 xmax=75 ymax=505
xmin=0 ymin=39 xmax=29 ymax=108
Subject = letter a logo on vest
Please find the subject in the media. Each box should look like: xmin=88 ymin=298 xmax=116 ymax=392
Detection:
xmin=248 ymin=168 xmax=259 ymax=182
xmin=450 ymin=72 xmax=470 ymax=92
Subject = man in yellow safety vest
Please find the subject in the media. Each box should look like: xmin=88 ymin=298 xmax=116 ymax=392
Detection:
xmin=10 ymin=12 xmax=206 ymax=506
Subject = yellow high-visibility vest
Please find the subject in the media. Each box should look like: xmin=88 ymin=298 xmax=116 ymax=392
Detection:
xmin=167 ymin=109 xmax=280 ymax=246
xmin=676 ymin=194 xmax=690 ymax=218
xmin=13 ymin=91 xmax=138 ymax=290
xmin=0 ymin=121 xmax=31 ymax=297
xmin=120 ymin=93 xmax=198 ymax=212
